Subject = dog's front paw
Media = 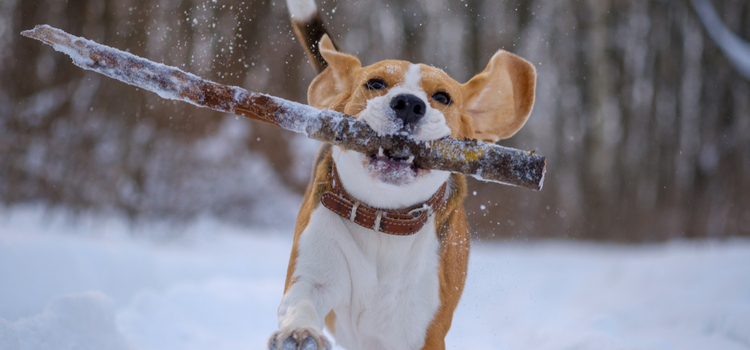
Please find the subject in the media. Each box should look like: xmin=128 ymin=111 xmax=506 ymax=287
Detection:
xmin=268 ymin=327 xmax=331 ymax=350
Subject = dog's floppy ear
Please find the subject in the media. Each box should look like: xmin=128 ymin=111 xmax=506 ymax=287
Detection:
xmin=307 ymin=34 xmax=362 ymax=110
xmin=462 ymin=50 xmax=536 ymax=142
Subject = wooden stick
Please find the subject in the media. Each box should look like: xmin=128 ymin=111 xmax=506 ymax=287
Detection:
xmin=21 ymin=25 xmax=546 ymax=190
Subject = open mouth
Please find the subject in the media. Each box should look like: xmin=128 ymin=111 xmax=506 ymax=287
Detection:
xmin=365 ymin=148 xmax=429 ymax=185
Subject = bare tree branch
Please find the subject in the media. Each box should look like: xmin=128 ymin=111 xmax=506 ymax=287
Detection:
xmin=691 ymin=0 xmax=750 ymax=80
xmin=21 ymin=24 xmax=546 ymax=190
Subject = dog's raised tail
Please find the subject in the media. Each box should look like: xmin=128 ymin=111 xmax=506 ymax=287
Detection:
xmin=286 ymin=0 xmax=339 ymax=73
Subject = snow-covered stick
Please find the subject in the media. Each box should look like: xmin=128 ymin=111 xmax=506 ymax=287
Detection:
xmin=21 ymin=24 xmax=546 ymax=190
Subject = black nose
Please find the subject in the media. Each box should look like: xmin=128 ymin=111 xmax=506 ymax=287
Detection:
xmin=390 ymin=94 xmax=426 ymax=128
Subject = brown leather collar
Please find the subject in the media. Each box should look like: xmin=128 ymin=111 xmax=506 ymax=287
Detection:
xmin=320 ymin=163 xmax=448 ymax=236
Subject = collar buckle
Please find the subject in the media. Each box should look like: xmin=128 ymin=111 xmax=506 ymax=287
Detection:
xmin=407 ymin=203 xmax=434 ymax=218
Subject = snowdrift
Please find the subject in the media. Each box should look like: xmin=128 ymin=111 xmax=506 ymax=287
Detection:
xmin=1 ymin=207 xmax=749 ymax=350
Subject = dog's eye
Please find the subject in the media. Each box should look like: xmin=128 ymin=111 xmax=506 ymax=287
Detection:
xmin=365 ymin=79 xmax=387 ymax=90
xmin=432 ymin=92 xmax=452 ymax=105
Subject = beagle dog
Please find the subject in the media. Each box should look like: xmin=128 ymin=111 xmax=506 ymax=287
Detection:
xmin=270 ymin=1 xmax=536 ymax=349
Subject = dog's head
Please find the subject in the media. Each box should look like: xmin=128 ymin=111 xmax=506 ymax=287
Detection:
xmin=309 ymin=35 xmax=536 ymax=204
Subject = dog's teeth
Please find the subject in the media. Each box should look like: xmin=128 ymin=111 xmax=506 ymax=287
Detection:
xmin=407 ymin=156 xmax=415 ymax=164
xmin=378 ymin=147 xmax=385 ymax=158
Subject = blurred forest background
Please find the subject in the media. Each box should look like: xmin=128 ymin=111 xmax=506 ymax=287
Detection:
xmin=1 ymin=0 xmax=748 ymax=241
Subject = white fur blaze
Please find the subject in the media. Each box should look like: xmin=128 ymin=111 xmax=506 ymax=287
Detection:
xmin=402 ymin=64 xmax=422 ymax=91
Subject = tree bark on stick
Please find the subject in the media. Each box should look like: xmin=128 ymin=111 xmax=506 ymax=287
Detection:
xmin=21 ymin=25 xmax=546 ymax=190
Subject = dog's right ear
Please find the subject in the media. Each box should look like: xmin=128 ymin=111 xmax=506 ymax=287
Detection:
xmin=307 ymin=34 xmax=362 ymax=110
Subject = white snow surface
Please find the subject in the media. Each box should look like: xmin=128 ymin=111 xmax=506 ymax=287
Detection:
xmin=1 ymin=206 xmax=749 ymax=350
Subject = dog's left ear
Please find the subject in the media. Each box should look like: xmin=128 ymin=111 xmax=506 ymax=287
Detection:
xmin=307 ymin=34 xmax=362 ymax=110
xmin=462 ymin=50 xmax=536 ymax=142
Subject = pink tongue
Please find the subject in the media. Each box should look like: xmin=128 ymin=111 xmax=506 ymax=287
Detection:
xmin=367 ymin=158 xmax=416 ymax=185
xmin=377 ymin=158 xmax=409 ymax=171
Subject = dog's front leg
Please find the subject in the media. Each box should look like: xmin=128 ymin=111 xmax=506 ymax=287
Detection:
xmin=270 ymin=208 xmax=350 ymax=350
xmin=271 ymin=279 xmax=333 ymax=350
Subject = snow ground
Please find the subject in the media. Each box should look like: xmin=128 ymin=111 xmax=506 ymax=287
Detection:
xmin=1 ymin=206 xmax=749 ymax=350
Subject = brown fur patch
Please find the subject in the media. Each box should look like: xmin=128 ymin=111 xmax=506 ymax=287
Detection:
xmin=325 ymin=311 xmax=337 ymax=335
xmin=283 ymin=146 xmax=334 ymax=293
xmin=422 ymin=175 xmax=470 ymax=350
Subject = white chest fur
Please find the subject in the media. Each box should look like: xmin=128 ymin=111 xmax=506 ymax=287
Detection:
xmin=278 ymin=145 xmax=447 ymax=350
xmin=288 ymin=205 xmax=442 ymax=350
xmin=333 ymin=213 xmax=441 ymax=350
